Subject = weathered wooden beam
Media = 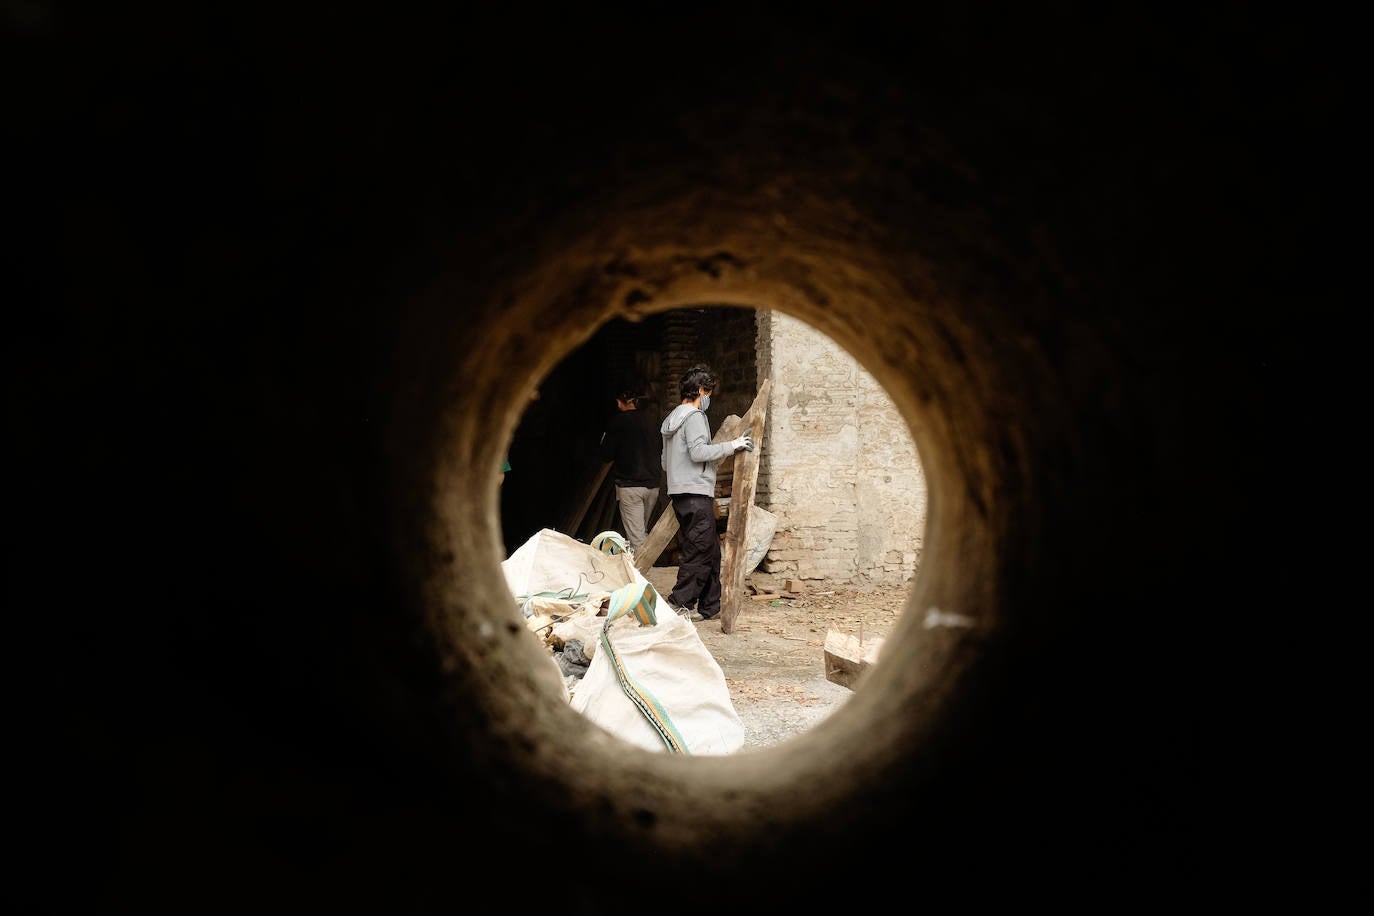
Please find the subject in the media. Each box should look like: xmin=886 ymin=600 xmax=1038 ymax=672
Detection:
xmin=718 ymin=378 xmax=771 ymax=635
xmin=579 ymin=472 xmax=618 ymax=540
xmin=563 ymin=462 xmax=611 ymax=537
xmin=824 ymin=630 xmax=885 ymax=690
xmin=632 ymin=413 xmax=743 ymax=573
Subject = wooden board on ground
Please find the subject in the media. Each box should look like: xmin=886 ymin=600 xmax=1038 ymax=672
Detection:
xmin=823 ymin=629 xmax=885 ymax=690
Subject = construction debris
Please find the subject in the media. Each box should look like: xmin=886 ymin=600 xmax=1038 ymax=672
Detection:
xmin=823 ymin=629 xmax=884 ymax=690
xmin=502 ymin=527 xmax=744 ymax=754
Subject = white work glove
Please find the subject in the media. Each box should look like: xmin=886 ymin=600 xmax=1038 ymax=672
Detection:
xmin=731 ymin=428 xmax=755 ymax=452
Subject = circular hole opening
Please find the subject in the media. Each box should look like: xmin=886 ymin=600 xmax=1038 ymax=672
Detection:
xmin=494 ymin=304 xmax=927 ymax=753
xmin=425 ymin=217 xmax=990 ymax=855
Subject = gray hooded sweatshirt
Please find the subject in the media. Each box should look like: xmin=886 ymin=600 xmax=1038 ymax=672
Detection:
xmin=661 ymin=404 xmax=737 ymax=497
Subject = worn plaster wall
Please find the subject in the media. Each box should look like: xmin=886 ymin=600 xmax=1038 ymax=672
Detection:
xmin=757 ymin=311 xmax=926 ymax=585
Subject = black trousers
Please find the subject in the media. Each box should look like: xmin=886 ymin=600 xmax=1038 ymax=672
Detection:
xmin=668 ymin=493 xmax=721 ymax=618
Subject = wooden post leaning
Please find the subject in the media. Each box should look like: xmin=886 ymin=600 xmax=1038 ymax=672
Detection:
xmin=718 ymin=379 xmax=770 ymax=635
xmin=563 ymin=462 xmax=611 ymax=537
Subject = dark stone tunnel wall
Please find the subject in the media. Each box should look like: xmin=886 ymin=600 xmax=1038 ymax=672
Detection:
xmin=9 ymin=5 xmax=1344 ymax=911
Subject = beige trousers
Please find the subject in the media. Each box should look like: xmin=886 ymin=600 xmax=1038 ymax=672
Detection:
xmin=615 ymin=485 xmax=660 ymax=552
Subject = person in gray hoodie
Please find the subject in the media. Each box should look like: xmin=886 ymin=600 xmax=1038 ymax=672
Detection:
xmin=660 ymin=364 xmax=755 ymax=621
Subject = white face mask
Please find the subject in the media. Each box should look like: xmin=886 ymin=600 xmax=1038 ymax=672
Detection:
xmin=699 ymin=394 xmax=711 ymax=411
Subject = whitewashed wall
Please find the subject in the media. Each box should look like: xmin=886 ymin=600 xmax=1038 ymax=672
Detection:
xmin=755 ymin=311 xmax=926 ymax=586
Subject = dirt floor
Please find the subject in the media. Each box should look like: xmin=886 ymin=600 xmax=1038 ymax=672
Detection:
xmin=644 ymin=566 xmax=910 ymax=750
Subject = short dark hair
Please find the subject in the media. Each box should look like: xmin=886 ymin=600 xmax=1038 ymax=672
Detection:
xmin=615 ymin=379 xmax=649 ymax=406
xmin=678 ymin=364 xmax=717 ymax=401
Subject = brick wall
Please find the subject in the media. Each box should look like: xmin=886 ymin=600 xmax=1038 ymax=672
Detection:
xmin=650 ymin=307 xmax=924 ymax=587
xmin=657 ymin=306 xmax=758 ymax=422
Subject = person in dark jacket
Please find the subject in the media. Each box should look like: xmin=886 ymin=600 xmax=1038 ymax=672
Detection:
xmin=659 ymin=365 xmax=754 ymax=621
xmin=598 ymin=384 xmax=664 ymax=552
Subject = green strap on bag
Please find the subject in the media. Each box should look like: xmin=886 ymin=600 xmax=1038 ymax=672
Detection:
xmin=600 ymin=581 xmax=689 ymax=754
xmin=591 ymin=531 xmax=628 ymax=555
xmin=515 ymin=586 xmax=590 ymax=618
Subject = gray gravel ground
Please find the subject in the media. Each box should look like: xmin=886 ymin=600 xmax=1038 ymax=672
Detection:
xmin=645 ymin=566 xmax=902 ymax=751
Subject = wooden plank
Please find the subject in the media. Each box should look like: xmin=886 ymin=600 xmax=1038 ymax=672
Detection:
xmin=563 ymin=462 xmax=611 ymax=537
xmin=578 ymin=473 xmax=617 ymax=541
xmin=718 ymin=378 xmax=771 ymax=635
xmin=632 ymin=413 xmax=744 ymax=573
xmin=823 ymin=630 xmax=885 ymax=690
